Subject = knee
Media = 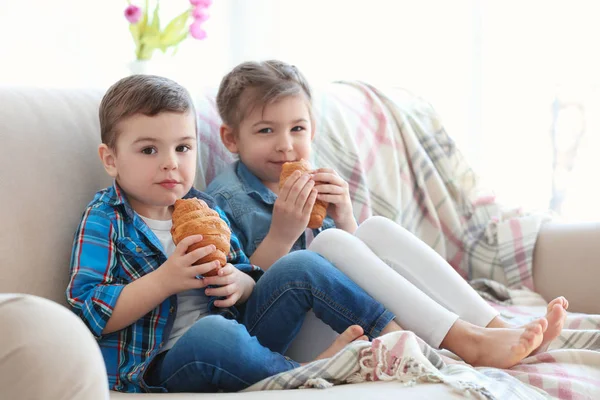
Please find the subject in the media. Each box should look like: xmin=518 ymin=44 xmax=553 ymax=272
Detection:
xmin=359 ymin=216 xmax=393 ymax=233
xmin=269 ymin=250 xmax=336 ymax=280
xmin=357 ymin=216 xmax=410 ymax=246
xmin=310 ymin=228 xmax=353 ymax=253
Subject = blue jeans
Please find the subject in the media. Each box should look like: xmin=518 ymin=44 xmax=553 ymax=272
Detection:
xmin=146 ymin=250 xmax=395 ymax=393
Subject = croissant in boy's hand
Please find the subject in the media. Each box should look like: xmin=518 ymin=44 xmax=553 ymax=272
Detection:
xmin=171 ymin=198 xmax=230 ymax=277
xmin=279 ymin=159 xmax=328 ymax=229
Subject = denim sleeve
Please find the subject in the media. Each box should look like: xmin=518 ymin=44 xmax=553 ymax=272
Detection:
xmin=213 ymin=203 xmax=263 ymax=281
xmin=65 ymin=206 xmax=125 ymax=338
xmin=211 ymin=193 xmax=248 ymax=252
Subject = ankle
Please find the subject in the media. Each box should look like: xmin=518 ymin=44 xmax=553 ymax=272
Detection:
xmin=441 ymin=320 xmax=482 ymax=363
xmin=441 ymin=320 xmax=479 ymax=351
xmin=487 ymin=315 xmax=512 ymax=329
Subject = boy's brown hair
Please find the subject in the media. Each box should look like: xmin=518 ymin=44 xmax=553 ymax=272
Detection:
xmin=99 ymin=75 xmax=196 ymax=149
xmin=216 ymin=60 xmax=312 ymax=130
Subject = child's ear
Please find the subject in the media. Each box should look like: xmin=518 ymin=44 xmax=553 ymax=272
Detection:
xmin=98 ymin=144 xmax=118 ymax=178
xmin=220 ymin=124 xmax=239 ymax=154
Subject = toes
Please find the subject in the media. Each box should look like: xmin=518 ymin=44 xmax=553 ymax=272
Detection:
xmin=341 ymin=325 xmax=364 ymax=341
xmin=548 ymin=296 xmax=569 ymax=311
xmin=526 ymin=318 xmax=547 ymax=334
xmin=522 ymin=330 xmax=536 ymax=343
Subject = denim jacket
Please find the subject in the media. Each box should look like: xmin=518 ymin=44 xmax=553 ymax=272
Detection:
xmin=206 ymin=161 xmax=336 ymax=257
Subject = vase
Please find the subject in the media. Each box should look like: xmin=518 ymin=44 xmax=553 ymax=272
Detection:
xmin=128 ymin=60 xmax=153 ymax=75
xmin=127 ymin=59 xmax=175 ymax=77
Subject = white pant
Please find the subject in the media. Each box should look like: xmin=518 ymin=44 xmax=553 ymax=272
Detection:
xmin=0 ymin=294 xmax=109 ymax=400
xmin=285 ymin=216 xmax=499 ymax=361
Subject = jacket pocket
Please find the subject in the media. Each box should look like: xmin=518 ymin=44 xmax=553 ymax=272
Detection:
xmin=116 ymin=237 xmax=159 ymax=257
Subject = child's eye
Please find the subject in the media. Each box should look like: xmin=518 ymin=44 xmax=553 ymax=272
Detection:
xmin=141 ymin=147 xmax=157 ymax=155
xmin=258 ymin=128 xmax=273 ymax=134
xmin=176 ymin=145 xmax=192 ymax=152
xmin=291 ymin=126 xmax=305 ymax=132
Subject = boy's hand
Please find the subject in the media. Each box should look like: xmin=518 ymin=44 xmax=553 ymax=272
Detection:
xmin=270 ymin=170 xmax=318 ymax=246
xmin=311 ymin=168 xmax=358 ymax=234
xmin=155 ymin=234 xmax=220 ymax=296
xmin=202 ymin=263 xmax=255 ymax=307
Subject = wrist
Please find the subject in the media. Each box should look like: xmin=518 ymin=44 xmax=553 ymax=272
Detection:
xmin=239 ymin=275 xmax=255 ymax=304
xmin=336 ymin=215 xmax=358 ymax=234
xmin=149 ymin=267 xmax=174 ymax=298
xmin=265 ymin=230 xmax=295 ymax=252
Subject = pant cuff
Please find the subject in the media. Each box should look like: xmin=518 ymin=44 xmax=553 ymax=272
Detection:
xmin=366 ymin=309 xmax=396 ymax=339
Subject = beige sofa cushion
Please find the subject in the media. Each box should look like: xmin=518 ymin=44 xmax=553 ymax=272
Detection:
xmin=0 ymin=87 xmax=111 ymax=305
xmin=110 ymin=382 xmax=465 ymax=399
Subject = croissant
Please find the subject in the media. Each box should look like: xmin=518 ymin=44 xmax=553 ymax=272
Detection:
xmin=279 ymin=159 xmax=328 ymax=229
xmin=171 ymin=198 xmax=231 ymax=277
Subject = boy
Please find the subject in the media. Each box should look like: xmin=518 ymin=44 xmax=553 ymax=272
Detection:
xmin=66 ymin=74 xmax=409 ymax=393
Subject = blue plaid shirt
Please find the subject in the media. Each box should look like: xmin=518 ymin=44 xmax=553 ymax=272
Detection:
xmin=66 ymin=182 xmax=262 ymax=393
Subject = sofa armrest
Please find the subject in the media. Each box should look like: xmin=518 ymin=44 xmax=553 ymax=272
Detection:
xmin=533 ymin=221 xmax=600 ymax=314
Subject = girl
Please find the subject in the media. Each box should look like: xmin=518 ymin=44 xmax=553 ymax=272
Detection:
xmin=206 ymin=60 xmax=567 ymax=367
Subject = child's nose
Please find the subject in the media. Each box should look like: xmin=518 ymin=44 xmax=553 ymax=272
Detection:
xmin=161 ymin=152 xmax=177 ymax=170
xmin=275 ymin=135 xmax=293 ymax=152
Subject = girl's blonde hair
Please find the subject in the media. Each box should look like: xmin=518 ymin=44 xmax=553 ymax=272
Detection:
xmin=216 ymin=60 xmax=312 ymax=130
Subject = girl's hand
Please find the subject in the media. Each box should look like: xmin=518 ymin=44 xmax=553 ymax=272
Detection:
xmin=311 ymin=168 xmax=358 ymax=234
xmin=202 ymin=263 xmax=256 ymax=307
xmin=270 ymin=170 xmax=318 ymax=246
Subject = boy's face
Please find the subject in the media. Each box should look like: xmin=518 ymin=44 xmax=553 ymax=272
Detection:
xmin=99 ymin=111 xmax=197 ymax=220
xmin=222 ymin=94 xmax=314 ymax=193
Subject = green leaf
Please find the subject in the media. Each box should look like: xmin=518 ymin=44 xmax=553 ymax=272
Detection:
xmin=137 ymin=1 xmax=150 ymax=39
xmin=129 ymin=23 xmax=140 ymax=48
xmin=160 ymin=9 xmax=190 ymax=50
xmin=148 ymin=3 xmax=161 ymax=38
xmin=141 ymin=34 xmax=162 ymax=50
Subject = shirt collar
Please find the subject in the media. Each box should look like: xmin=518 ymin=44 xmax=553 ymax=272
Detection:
xmin=101 ymin=180 xmax=205 ymax=220
xmin=235 ymin=161 xmax=278 ymax=205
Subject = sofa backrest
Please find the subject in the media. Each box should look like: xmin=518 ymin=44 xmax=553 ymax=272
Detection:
xmin=0 ymin=87 xmax=239 ymax=306
xmin=0 ymin=88 xmax=111 ymax=305
xmin=1 ymin=82 xmax=452 ymax=307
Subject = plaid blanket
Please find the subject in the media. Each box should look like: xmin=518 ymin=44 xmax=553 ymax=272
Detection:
xmin=194 ymin=81 xmax=599 ymax=398
xmin=244 ymin=329 xmax=549 ymax=399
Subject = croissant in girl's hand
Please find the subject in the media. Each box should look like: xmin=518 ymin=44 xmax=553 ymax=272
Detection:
xmin=279 ymin=159 xmax=328 ymax=229
xmin=171 ymin=198 xmax=231 ymax=277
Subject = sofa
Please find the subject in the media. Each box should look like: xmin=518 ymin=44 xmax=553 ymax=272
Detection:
xmin=1 ymin=83 xmax=599 ymax=399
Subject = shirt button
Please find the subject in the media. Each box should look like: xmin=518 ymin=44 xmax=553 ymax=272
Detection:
xmin=169 ymin=306 xmax=175 ymax=313
xmin=136 ymin=246 xmax=142 ymax=253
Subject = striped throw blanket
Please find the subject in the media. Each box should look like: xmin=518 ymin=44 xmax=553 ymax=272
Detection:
xmin=194 ymin=81 xmax=600 ymax=399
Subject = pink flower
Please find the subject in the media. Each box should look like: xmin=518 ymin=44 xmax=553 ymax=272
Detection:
xmin=192 ymin=7 xmax=210 ymax=22
xmin=189 ymin=0 xmax=212 ymax=8
xmin=189 ymin=21 xmax=207 ymax=40
xmin=124 ymin=5 xmax=142 ymax=24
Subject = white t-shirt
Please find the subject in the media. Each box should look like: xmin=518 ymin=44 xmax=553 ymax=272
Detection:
xmin=139 ymin=214 xmax=210 ymax=353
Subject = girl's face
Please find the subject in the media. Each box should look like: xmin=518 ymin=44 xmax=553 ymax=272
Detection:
xmin=222 ymin=94 xmax=314 ymax=193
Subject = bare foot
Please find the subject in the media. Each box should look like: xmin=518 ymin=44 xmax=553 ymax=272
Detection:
xmin=313 ymin=325 xmax=368 ymax=361
xmin=531 ymin=296 xmax=568 ymax=354
xmin=487 ymin=296 xmax=568 ymax=355
xmin=443 ymin=318 xmax=548 ymax=369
